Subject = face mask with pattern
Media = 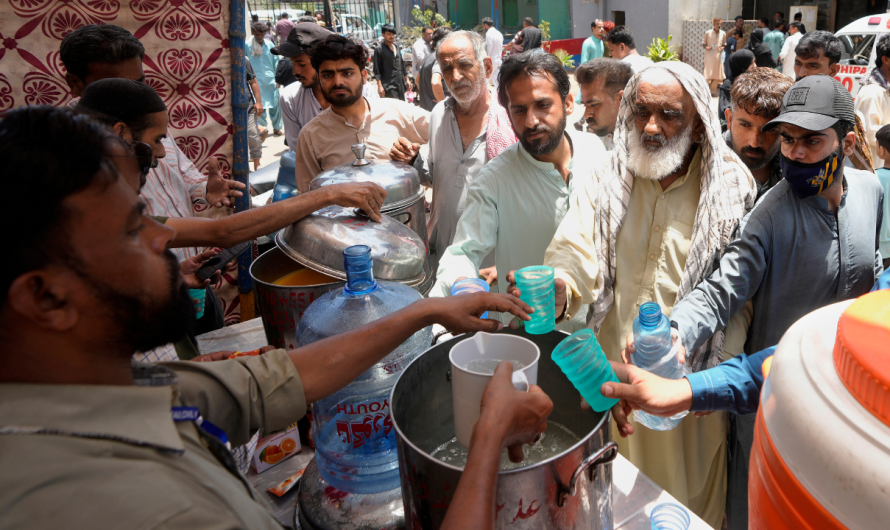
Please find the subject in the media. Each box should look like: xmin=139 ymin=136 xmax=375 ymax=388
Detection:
xmin=779 ymin=149 xmax=841 ymax=198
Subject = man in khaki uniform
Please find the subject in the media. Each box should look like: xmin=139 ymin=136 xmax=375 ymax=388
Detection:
xmin=0 ymin=106 xmax=535 ymax=529
xmin=541 ymin=63 xmax=756 ymax=528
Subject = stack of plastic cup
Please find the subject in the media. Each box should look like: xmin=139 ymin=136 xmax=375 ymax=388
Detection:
xmin=514 ymin=266 xmax=555 ymax=335
xmin=451 ymin=278 xmax=490 ymax=319
xmin=551 ymin=329 xmax=620 ymax=412
xmin=649 ymin=503 xmax=690 ymax=530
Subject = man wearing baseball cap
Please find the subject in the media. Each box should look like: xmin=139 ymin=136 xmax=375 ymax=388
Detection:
xmin=650 ymin=74 xmax=884 ymax=530
xmin=274 ymin=23 xmax=333 ymax=148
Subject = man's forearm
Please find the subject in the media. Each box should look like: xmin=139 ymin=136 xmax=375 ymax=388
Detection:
xmin=432 ymin=75 xmax=446 ymax=102
xmin=288 ymin=299 xmax=438 ymax=403
xmin=441 ymin=418 xmax=508 ymax=530
xmin=166 ymin=188 xmax=335 ymax=248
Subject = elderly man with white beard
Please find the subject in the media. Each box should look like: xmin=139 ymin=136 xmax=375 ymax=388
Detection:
xmin=542 ymin=62 xmax=757 ymax=528
xmin=391 ymin=30 xmax=517 ymax=280
xmin=431 ymin=50 xmax=606 ymax=331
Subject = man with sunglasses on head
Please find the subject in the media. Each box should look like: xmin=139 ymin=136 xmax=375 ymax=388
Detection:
xmin=59 ymin=24 xmax=247 ymax=264
xmin=77 ymin=79 xmax=388 ymax=250
xmin=294 ymin=35 xmax=430 ymax=191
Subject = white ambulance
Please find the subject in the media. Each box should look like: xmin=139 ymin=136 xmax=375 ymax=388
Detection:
xmin=835 ymin=14 xmax=890 ymax=99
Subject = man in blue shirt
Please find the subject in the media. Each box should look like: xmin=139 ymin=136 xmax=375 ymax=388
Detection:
xmin=580 ymin=19 xmax=605 ymax=65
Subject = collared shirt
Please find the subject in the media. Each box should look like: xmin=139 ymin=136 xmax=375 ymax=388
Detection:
xmin=372 ymin=42 xmax=408 ymax=93
xmin=779 ymin=31 xmax=803 ymax=78
xmin=411 ymin=38 xmax=432 ymax=77
xmin=275 ymin=18 xmax=294 ymax=42
xmin=294 ymin=97 xmax=429 ymax=191
xmin=622 ymin=53 xmax=654 ymax=73
xmin=878 ymin=168 xmax=890 ymax=258
xmin=0 ymin=351 xmax=306 ymax=529
xmin=140 ymin=136 xmax=208 ymax=262
xmin=855 ymin=83 xmax=890 ymax=170
xmin=415 ymin=95 xmax=495 ymax=273
xmin=547 ymin=148 xmax=743 ymax=526
xmin=486 ymin=27 xmax=504 ymax=64
xmin=671 ymin=168 xmax=884 ymax=356
xmin=280 ymin=80 xmax=323 ymax=149
xmin=580 ymin=35 xmax=604 ymax=65
xmin=433 ymin=129 xmax=606 ymax=330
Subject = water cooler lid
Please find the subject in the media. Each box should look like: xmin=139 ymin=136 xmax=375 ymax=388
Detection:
xmin=308 ymin=143 xmax=425 ymax=212
xmin=833 ymin=290 xmax=890 ymax=428
xmin=275 ymin=205 xmax=426 ymax=284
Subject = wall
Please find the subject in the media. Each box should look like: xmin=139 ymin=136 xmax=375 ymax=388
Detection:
xmin=570 ymin=0 xmax=604 ymax=39
xmin=669 ymin=0 xmax=743 ymax=55
xmin=614 ymin=0 xmax=671 ymax=57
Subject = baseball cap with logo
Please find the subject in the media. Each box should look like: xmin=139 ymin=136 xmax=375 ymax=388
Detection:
xmin=271 ymin=22 xmax=331 ymax=57
xmin=762 ymin=75 xmax=855 ymax=132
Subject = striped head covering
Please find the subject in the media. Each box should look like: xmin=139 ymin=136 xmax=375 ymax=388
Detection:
xmin=592 ymin=60 xmax=756 ymax=372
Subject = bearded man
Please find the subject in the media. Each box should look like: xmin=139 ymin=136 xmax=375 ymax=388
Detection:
xmin=294 ymin=35 xmax=429 ymax=191
xmin=543 ymin=62 xmax=756 ymax=528
xmin=433 ymin=50 xmax=605 ymax=331
xmin=391 ymin=30 xmax=517 ymax=279
xmin=724 ymin=67 xmax=793 ymax=199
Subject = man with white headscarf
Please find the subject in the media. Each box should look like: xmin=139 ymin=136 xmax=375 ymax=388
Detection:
xmin=542 ymin=61 xmax=756 ymax=528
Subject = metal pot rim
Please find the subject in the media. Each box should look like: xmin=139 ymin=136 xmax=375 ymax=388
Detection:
xmin=248 ymin=249 xmax=344 ymax=288
xmin=379 ymin=189 xmax=425 ymax=212
xmin=390 ymin=331 xmax=613 ymax=476
xmin=274 ymin=230 xmax=426 ymax=286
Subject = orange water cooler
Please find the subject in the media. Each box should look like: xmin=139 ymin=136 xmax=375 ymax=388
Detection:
xmin=749 ymin=291 xmax=890 ymax=529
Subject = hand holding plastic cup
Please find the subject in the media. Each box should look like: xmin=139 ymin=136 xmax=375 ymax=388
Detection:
xmin=514 ymin=266 xmax=556 ymax=335
xmin=551 ymin=328 xmax=620 ymax=412
xmin=450 ymin=332 xmax=540 ymax=447
xmin=189 ymin=288 xmax=206 ymax=319
xmin=451 ymin=277 xmax=491 ymax=319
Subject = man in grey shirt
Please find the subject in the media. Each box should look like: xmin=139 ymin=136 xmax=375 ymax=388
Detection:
xmin=417 ymin=27 xmax=452 ymax=111
xmin=391 ymin=30 xmax=517 ymax=280
xmin=666 ymin=75 xmax=883 ymax=530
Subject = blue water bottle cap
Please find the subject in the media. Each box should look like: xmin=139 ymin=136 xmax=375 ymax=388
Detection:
xmin=343 ymin=245 xmax=377 ymax=295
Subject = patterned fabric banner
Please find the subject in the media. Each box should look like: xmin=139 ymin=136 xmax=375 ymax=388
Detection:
xmin=0 ymin=0 xmax=245 ymax=325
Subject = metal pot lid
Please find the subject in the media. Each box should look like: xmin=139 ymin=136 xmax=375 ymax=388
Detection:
xmin=309 ymin=143 xmax=424 ymax=212
xmin=275 ymin=205 xmax=426 ymax=283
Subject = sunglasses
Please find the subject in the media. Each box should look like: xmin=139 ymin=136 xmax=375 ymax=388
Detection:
xmin=111 ymin=140 xmax=157 ymax=176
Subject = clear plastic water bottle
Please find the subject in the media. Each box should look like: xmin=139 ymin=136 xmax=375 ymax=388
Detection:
xmin=631 ymin=302 xmax=688 ymax=430
xmin=295 ymin=245 xmax=432 ymax=494
xmin=271 ymin=150 xmax=299 ymax=203
xmin=450 ymin=277 xmax=490 ymax=319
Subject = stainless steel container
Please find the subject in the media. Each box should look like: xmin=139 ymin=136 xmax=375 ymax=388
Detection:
xmin=275 ymin=206 xmax=427 ymax=290
xmin=391 ymin=329 xmax=618 ymax=530
xmin=249 ymin=247 xmax=342 ymax=349
xmin=310 ymin=144 xmax=432 ymax=294
xmin=296 ymin=458 xmax=405 ymax=530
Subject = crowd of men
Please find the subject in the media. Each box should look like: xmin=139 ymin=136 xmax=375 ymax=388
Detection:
xmin=3 ymin=13 xmax=890 ymax=530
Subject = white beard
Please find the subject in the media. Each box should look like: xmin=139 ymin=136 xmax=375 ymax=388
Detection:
xmin=250 ymin=36 xmax=264 ymax=56
xmin=626 ymin=124 xmax=695 ymax=180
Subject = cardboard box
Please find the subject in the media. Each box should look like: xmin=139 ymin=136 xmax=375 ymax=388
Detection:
xmin=252 ymin=423 xmax=302 ymax=473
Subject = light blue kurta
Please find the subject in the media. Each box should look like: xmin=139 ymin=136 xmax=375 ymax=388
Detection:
xmin=246 ymin=38 xmax=282 ymax=130
xmin=577 ymin=36 xmax=605 ymax=103
xmin=432 ymin=130 xmax=606 ymax=330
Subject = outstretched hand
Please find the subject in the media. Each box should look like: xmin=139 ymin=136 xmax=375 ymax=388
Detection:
xmin=596 ymin=361 xmax=694 ymax=438
xmin=390 ymin=137 xmax=420 ymax=164
xmin=204 ymin=156 xmax=246 ymax=208
xmin=427 ymin=292 xmax=532 ymax=334
xmin=477 ymin=362 xmax=553 ymax=463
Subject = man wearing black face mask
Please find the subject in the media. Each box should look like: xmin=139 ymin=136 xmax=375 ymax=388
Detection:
xmin=657 ymin=75 xmax=883 ymax=530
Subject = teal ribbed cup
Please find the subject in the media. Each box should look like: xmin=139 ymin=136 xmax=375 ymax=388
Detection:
xmin=551 ymin=329 xmax=619 ymax=412
xmin=515 ymin=266 xmax=555 ymax=335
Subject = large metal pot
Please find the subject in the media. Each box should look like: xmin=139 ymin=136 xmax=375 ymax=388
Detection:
xmin=391 ymin=328 xmax=618 ymax=530
xmin=310 ymin=144 xmax=433 ymax=294
xmin=250 ymin=247 xmax=343 ymax=349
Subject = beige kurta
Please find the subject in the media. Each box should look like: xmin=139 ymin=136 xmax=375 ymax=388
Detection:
xmin=702 ymin=29 xmax=726 ymax=82
xmin=546 ymin=148 xmax=748 ymax=529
